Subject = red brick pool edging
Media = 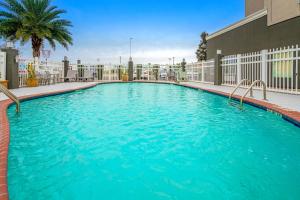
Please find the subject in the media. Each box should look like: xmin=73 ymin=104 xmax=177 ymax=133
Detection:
xmin=0 ymin=81 xmax=299 ymax=200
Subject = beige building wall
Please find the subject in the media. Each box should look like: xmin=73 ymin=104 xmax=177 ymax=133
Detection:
xmin=266 ymin=0 xmax=300 ymax=25
xmin=245 ymin=0 xmax=265 ymax=16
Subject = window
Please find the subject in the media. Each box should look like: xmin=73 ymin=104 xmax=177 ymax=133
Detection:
xmin=272 ymin=51 xmax=293 ymax=78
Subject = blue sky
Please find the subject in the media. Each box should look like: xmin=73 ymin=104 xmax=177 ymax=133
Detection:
xmin=17 ymin=0 xmax=244 ymax=64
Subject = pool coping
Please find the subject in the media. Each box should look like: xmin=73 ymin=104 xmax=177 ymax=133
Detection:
xmin=0 ymin=81 xmax=300 ymax=200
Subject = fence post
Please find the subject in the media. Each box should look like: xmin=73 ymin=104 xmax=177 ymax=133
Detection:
xmin=237 ymin=54 xmax=241 ymax=84
xmin=261 ymin=49 xmax=268 ymax=84
xmin=77 ymin=60 xmax=81 ymax=78
xmin=128 ymin=58 xmax=134 ymax=81
xmin=201 ymin=61 xmax=204 ymax=82
xmin=63 ymin=56 xmax=69 ymax=80
xmin=117 ymin=65 xmax=121 ymax=80
xmin=100 ymin=65 xmax=104 ymax=80
xmin=296 ymin=45 xmax=299 ymax=93
xmin=1 ymin=48 xmax=19 ymax=89
xmin=137 ymin=64 xmax=142 ymax=80
xmin=95 ymin=65 xmax=100 ymax=80
xmin=214 ymin=50 xmax=223 ymax=85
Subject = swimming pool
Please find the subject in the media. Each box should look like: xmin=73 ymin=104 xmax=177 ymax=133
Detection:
xmin=7 ymin=83 xmax=300 ymax=199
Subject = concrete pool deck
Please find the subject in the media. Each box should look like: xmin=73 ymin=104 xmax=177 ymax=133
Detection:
xmin=0 ymin=81 xmax=300 ymax=200
xmin=182 ymin=82 xmax=300 ymax=113
xmin=0 ymin=82 xmax=100 ymax=101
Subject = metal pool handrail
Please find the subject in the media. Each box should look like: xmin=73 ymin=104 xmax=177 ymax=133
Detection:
xmin=240 ymin=80 xmax=267 ymax=108
xmin=0 ymin=84 xmax=20 ymax=113
xmin=229 ymin=79 xmax=252 ymax=102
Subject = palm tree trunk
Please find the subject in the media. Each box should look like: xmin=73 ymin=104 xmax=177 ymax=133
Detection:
xmin=31 ymin=35 xmax=42 ymax=58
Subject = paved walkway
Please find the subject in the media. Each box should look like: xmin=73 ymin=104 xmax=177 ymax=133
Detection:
xmin=0 ymin=82 xmax=98 ymax=101
xmin=182 ymin=82 xmax=300 ymax=112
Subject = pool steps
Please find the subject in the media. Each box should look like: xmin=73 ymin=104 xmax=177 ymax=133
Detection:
xmin=229 ymin=79 xmax=267 ymax=109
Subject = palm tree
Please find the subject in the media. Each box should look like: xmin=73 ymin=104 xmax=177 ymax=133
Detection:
xmin=0 ymin=0 xmax=73 ymax=58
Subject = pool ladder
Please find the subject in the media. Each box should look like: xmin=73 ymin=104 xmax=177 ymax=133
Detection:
xmin=0 ymin=84 xmax=20 ymax=113
xmin=229 ymin=79 xmax=267 ymax=109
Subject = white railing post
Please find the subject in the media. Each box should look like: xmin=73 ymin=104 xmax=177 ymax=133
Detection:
xmin=221 ymin=57 xmax=224 ymax=85
xmin=296 ymin=45 xmax=299 ymax=93
xmin=261 ymin=49 xmax=268 ymax=84
xmin=0 ymin=52 xmax=6 ymax=81
xmin=201 ymin=61 xmax=204 ymax=82
xmin=237 ymin=54 xmax=242 ymax=84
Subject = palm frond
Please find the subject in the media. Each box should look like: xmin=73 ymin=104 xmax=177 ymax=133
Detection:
xmin=0 ymin=0 xmax=25 ymax=15
xmin=0 ymin=0 xmax=73 ymax=56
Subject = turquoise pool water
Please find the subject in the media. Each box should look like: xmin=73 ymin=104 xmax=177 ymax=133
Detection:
xmin=7 ymin=83 xmax=300 ymax=200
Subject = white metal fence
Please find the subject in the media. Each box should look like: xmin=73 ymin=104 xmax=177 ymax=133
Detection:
xmin=18 ymin=59 xmax=64 ymax=87
xmin=222 ymin=55 xmax=238 ymax=85
xmin=72 ymin=65 xmax=121 ymax=81
xmin=221 ymin=45 xmax=300 ymax=94
xmin=186 ymin=59 xmax=215 ymax=83
xmin=133 ymin=65 xmax=180 ymax=81
xmin=16 ymin=45 xmax=299 ymax=94
xmin=69 ymin=64 xmax=179 ymax=81
xmin=186 ymin=62 xmax=202 ymax=82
